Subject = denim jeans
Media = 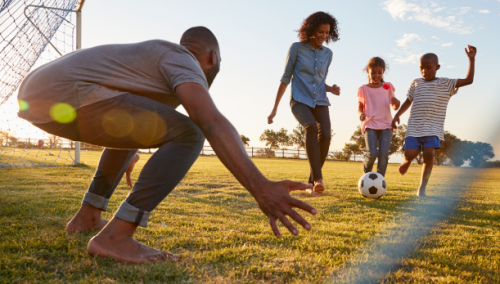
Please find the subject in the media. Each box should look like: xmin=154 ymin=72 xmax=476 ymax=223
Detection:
xmin=33 ymin=93 xmax=205 ymax=227
xmin=291 ymin=100 xmax=331 ymax=183
xmin=364 ymin=128 xmax=392 ymax=177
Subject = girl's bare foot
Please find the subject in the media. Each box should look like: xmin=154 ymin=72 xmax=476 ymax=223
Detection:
xmin=66 ymin=205 xmax=108 ymax=233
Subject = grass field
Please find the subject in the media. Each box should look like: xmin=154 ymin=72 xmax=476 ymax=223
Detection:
xmin=1 ymin=151 xmax=499 ymax=283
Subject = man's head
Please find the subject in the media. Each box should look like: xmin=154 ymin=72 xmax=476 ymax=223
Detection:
xmin=419 ymin=53 xmax=440 ymax=81
xmin=180 ymin=27 xmax=220 ymax=87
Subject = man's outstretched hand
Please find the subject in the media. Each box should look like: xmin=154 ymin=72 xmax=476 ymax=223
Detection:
xmin=254 ymin=180 xmax=317 ymax=238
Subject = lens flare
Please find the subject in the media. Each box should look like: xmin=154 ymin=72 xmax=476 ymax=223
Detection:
xmin=18 ymin=100 xmax=29 ymax=111
xmin=131 ymin=111 xmax=167 ymax=146
xmin=49 ymin=103 xmax=76 ymax=123
xmin=102 ymin=109 xmax=134 ymax=137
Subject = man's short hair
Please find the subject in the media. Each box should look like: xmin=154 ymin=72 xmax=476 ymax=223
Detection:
xmin=420 ymin=53 xmax=439 ymax=64
xmin=180 ymin=26 xmax=219 ymax=51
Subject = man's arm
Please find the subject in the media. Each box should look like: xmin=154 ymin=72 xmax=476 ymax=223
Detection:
xmin=176 ymin=82 xmax=316 ymax=238
xmin=456 ymin=45 xmax=476 ymax=89
xmin=392 ymin=98 xmax=412 ymax=129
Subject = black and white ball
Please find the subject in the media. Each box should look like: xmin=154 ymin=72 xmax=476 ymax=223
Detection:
xmin=358 ymin=172 xmax=386 ymax=199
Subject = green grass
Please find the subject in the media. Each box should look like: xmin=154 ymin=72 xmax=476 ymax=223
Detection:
xmin=0 ymin=151 xmax=499 ymax=283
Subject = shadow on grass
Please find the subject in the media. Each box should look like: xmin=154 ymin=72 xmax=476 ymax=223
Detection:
xmin=327 ymin=173 xmax=477 ymax=284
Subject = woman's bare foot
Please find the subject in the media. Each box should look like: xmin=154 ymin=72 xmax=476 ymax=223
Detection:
xmin=66 ymin=205 xmax=108 ymax=233
xmin=87 ymin=217 xmax=179 ymax=263
xmin=306 ymin=179 xmax=324 ymax=196
xmin=399 ymin=160 xmax=411 ymax=175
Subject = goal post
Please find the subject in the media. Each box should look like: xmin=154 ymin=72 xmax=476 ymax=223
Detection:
xmin=0 ymin=0 xmax=86 ymax=168
xmin=74 ymin=0 xmax=84 ymax=164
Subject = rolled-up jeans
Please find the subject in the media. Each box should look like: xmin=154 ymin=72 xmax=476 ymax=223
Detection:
xmin=363 ymin=128 xmax=392 ymax=177
xmin=32 ymin=93 xmax=205 ymax=227
xmin=291 ymin=100 xmax=331 ymax=183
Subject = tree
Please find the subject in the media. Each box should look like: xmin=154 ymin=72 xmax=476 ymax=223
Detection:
xmin=259 ymin=128 xmax=293 ymax=157
xmin=391 ymin=124 xmax=407 ymax=156
xmin=469 ymin=142 xmax=495 ymax=168
xmin=435 ymin=131 xmax=459 ymax=165
xmin=240 ymin=134 xmax=250 ymax=147
xmin=0 ymin=129 xmax=18 ymax=146
xmin=290 ymin=124 xmax=305 ymax=149
xmin=349 ymin=126 xmax=366 ymax=154
xmin=329 ymin=151 xmax=350 ymax=161
xmin=48 ymin=134 xmax=62 ymax=149
xmin=348 ymin=125 xmax=405 ymax=159
xmin=255 ymin=148 xmax=276 ymax=158
xmin=289 ymin=124 xmax=335 ymax=150
xmin=343 ymin=143 xmax=362 ymax=162
xmin=447 ymin=139 xmax=473 ymax=167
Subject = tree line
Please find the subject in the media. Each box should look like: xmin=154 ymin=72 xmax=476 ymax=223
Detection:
xmin=249 ymin=124 xmax=496 ymax=167
xmin=2 ymin=126 xmax=497 ymax=167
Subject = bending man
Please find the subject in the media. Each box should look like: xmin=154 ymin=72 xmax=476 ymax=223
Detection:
xmin=17 ymin=27 xmax=317 ymax=263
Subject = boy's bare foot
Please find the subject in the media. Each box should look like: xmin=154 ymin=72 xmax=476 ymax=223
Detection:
xmin=417 ymin=191 xmax=427 ymax=197
xmin=416 ymin=189 xmax=426 ymax=197
xmin=399 ymin=160 xmax=411 ymax=175
xmin=87 ymin=217 xmax=179 ymax=263
xmin=66 ymin=205 xmax=108 ymax=233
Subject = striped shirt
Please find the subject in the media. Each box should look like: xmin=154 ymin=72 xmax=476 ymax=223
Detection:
xmin=406 ymin=77 xmax=458 ymax=141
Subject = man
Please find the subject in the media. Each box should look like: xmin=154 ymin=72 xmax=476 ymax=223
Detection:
xmin=17 ymin=27 xmax=317 ymax=263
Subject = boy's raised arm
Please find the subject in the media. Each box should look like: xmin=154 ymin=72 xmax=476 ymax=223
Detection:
xmin=456 ymin=45 xmax=476 ymax=88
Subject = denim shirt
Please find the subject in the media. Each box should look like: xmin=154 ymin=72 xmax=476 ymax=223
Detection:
xmin=280 ymin=41 xmax=333 ymax=108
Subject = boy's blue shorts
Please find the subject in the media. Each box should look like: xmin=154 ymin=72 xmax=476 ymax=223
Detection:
xmin=403 ymin=136 xmax=441 ymax=150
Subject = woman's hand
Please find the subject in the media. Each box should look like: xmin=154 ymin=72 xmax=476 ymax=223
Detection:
xmin=267 ymin=109 xmax=277 ymax=124
xmin=331 ymin=84 xmax=341 ymax=96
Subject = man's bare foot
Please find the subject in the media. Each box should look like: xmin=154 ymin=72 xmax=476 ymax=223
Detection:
xmin=66 ymin=205 xmax=108 ymax=233
xmin=399 ymin=160 xmax=411 ymax=175
xmin=87 ymin=217 xmax=179 ymax=263
xmin=87 ymin=235 xmax=179 ymax=263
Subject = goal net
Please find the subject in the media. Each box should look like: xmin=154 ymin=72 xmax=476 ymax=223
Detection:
xmin=0 ymin=0 xmax=83 ymax=168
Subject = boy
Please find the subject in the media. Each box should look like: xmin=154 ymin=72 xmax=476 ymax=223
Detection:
xmin=392 ymin=45 xmax=476 ymax=197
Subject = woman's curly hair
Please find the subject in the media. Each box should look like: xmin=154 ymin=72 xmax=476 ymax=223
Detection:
xmin=297 ymin=12 xmax=339 ymax=43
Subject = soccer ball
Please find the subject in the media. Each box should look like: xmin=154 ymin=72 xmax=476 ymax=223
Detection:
xmin=358 ymin=172 xmax=387 ymax=199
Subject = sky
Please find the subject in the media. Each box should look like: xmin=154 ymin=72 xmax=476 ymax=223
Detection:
xmin=2 ymin=0 xmax=500 ymax=160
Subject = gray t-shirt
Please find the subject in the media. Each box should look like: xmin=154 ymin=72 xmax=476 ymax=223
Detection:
xmin=18 ymin=40 xmax=208 ymax=123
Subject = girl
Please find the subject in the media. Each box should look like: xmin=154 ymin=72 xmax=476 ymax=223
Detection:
xmin=358 ymin=57 xmax=400 ymax=176
xmin=268 ymin=11 xmax=341 ymax=196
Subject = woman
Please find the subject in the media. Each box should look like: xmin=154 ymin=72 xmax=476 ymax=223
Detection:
xmin=268 ymin=11 xmax=340 ymax=196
